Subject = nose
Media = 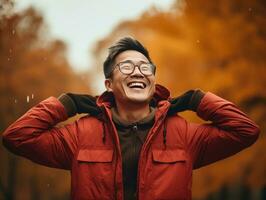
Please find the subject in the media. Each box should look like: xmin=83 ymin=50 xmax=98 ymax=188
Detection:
xmin=130 ymin=66 xmax=144 ymax=77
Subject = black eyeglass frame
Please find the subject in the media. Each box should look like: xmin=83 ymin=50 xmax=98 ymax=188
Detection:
xmin=113 ymin=61 xmax=156 ymax=76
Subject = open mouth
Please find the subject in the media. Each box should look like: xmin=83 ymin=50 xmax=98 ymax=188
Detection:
xmin=127 ymin=81 xmax=146 ymax=89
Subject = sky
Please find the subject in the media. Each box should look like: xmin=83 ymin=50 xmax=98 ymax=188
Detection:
xmin=14 ymin=0 xmax=174 ymax=72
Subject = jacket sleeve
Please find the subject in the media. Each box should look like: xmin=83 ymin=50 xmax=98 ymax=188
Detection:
xmin=186 ymin=92 xmax=260 ymax=169
xmin=2 ymin=97 xmax=78 ymax=170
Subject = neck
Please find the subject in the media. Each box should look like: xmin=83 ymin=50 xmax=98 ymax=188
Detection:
xmin=115 ymin=101 xmax=150 ymax=124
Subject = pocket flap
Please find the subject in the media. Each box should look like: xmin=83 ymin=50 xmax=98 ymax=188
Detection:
xmin=77 ymin=149 xmax=113 ymax=162
xmin=152 ymin=149 xmax=187 ymax=163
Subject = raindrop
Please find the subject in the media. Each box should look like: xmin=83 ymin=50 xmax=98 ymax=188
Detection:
xmin=12 ymin=29 xmax=15 ymax=35
xmin=47 ymin=183 xmax=50 ymax=187
xmin=9 ymin=49 xmax=12 ymax=53
xmin=26 ymin=96 xmax=30 ymax=103
xmin=248 ymin=8 xmax=252 ymax=12
xmin=196 ymin=40 xmax=200 ymax=44
xmin=32 ymin=94 xmax=34 ymax=99
xmin=14 ymin=99 xmax=17 ymax=104
xmin=7 ymin=57 xmax=10 ymax=61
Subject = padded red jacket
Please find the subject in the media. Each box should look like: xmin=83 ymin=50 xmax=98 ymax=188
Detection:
xmin=2 ymin=85 xmax=260 ymax=200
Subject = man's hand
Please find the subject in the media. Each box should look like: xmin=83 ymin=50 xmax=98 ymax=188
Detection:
xmin=58 ymin=93 xmax=102 ymax=117
xmin=167 ymin=89 xmax=205 ymax=115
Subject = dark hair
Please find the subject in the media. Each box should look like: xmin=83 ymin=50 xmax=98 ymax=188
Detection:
xmin=103 ymin=37 xmax=154 ymax=78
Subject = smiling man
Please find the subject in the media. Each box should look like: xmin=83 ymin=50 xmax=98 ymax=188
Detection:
xmin=104 ymin=49 xmax=156 ymax=122
xmin=2 ymin=37 xmax=260 ymax=200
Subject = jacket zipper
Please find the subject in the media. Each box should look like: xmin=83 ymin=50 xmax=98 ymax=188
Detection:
xmin=102 ymin=106 xmax=124 ymax=200
xmin=136 ymin=114 xmax=165 ymax=199
xmin=112 ymin=123 xmax=123 ymax=200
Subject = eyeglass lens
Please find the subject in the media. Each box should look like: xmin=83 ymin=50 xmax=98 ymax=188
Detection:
xmin=119 ymin=62 xmax=154 ymax=75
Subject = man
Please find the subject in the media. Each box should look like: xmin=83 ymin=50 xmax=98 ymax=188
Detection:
xmin=2 ymin=37 xmax=260 ymax=200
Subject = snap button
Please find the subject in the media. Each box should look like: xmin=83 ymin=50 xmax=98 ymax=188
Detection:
xmin=132 ymin=125 xmax=138 ymax=131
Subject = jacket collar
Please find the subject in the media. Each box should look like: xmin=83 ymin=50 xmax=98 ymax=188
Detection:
xmin=96 ymin=84 xmax=171 ymax=108
xmin=111 ymin=106 xmax=156 ymax=128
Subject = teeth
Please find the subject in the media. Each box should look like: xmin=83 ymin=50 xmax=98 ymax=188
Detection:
xmin=128 ymin=82 xmax=145 ymax=88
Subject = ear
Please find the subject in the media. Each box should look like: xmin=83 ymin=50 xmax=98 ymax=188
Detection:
xmin=104 ymin=79 xmax=113 ymax=92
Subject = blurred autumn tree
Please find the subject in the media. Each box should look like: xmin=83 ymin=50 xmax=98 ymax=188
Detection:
xmin=92 ymin=0 xmax=266 ymax=199
xmin=1 ymin=0 xmax=265 ymax=199
xmin=0 ymin=0 xmax=91 ymax=199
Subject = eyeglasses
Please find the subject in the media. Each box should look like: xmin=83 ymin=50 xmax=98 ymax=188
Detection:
xmin=114 ymin=61 xmax=156 ymax=76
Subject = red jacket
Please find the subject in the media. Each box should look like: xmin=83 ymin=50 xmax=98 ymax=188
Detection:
xmin=2 ymin=85 xmax=260 ymax=200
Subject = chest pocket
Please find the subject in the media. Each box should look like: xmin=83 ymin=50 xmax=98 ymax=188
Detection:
xmin=75 ymin=148 xmax=115 ymax=199
xmin=152 ymin=148 xmax=187 ymax=163
xmin=76 ymin=148 xmax=114 ymax=183
xmin=149 ymin=148 xmax=190 ymax=199
xmin=77 ymin=149 xmax=114 ymax=163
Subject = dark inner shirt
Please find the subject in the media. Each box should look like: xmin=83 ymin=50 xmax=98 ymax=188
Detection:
xmin=111 ymin=107 xmax=155 ymax=200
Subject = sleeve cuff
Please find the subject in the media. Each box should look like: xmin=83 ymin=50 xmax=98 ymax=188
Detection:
xmin=57 ymin=94 xmax=77 ymax=117
xmin=189 ymin=89 xmax=205 ymax=111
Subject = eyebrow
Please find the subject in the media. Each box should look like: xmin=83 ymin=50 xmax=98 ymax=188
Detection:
xmin=120 ymin=60 xmax=149 ymax=64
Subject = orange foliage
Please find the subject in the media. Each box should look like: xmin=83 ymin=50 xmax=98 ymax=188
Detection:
xmin=1 ymin=0 xmax=265 ymax=199
xmin=0 ymin=3 xmax=91 ymax=199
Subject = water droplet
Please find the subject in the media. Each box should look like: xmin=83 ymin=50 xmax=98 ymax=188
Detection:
xmin=12 ymin=29 xmax=15 ymax=35
xmin=248 ymin=8 xmax=252 ymax=12
xmin=47 ymin=183 xmax=50 ymax=187
xmin=9 ymin=49 xmax=12 ymax=53
xmin=32 ymin=94 xmax=34 ymax=99
xmin=27 ymin=96 xmax=29 ymax=103
xmin=7 ymin=57 xmax=10 ymax=61
xmin=196 ymin=40 xmax=200 ymax=43
xmin=14 ymin=99 xmax=17 ymax=104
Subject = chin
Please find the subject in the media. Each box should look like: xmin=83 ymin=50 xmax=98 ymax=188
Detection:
xmin=122 ymin=86 xmax=154 ymax=105
xmin=127 ymin=95 xmax=152 ymax=104
xmin=129 ymin=98 xmax=149 ymax=104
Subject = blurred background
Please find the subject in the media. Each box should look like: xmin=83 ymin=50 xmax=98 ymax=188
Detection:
xmin=0 ymin=0 xmax=265 ymax=199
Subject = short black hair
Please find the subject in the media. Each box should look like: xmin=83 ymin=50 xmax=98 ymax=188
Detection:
xmin=103 ymin=37 xmax=154 ymax=78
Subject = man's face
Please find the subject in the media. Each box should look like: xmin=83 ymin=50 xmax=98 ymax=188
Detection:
xmin=105 ymin=50 xmax=155 ymax=105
